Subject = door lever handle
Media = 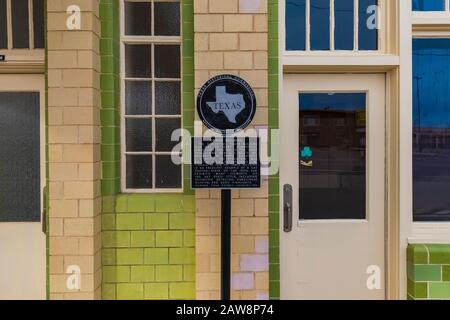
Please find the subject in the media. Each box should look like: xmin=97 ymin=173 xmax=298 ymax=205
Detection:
xmin=283 ymin=184 xmax=293 ymax=233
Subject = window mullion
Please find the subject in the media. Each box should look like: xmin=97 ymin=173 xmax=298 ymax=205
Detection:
xmin=354 ymin=0 xmax=359 ymax=51
xmin=151 ymin=43 xmax=156 ymax=189
xmin=330 ymin=0 xmax=335 ymax=51
xmin=28 ymin=0 xmax=33 ymax=49
xmin=6 ymin=0 xmax=12 ymax=49
xmin=306 ymin=0 xmax=311 ymax=51
xmin=151 ymin=0 xmax=156 ymax=190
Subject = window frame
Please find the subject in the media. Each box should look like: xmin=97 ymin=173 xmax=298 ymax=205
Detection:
xmin=120 ymin=0 xmax=183 ymax=193
xmin=409 ymin=17 xmax=450 ymax=239
xmin=412 ymin=0 xmax=450 ymax=27
xmin=282 ymin=0 xmax=387 ymax=56
xmin=1 ymin=0 xmax=44 ymax=50
xmin=0 ymin=0 xmax=45 ymax=63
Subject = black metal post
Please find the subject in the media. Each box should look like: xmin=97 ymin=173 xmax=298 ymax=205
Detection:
xmin=221 ymin=189 xmax=232 ymax=300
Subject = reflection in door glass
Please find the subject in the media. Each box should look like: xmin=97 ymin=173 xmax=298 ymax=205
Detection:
xmin=299 ymin=93 xmax=366 ymax=220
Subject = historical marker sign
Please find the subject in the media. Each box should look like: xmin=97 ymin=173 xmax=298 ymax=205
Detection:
xmin=195 ymin=75 xmax=259 ymax=300
xmin=191 ymin=137 xmax=261 ymax=189
xmin=197 ymin=74 xmax=257 ymax=134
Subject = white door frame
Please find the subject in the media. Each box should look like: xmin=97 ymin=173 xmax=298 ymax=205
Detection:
xmin=0 ymin=74 xmax=46 ymax=300
xmin=280 ymin=73 xmax=387 ymax=300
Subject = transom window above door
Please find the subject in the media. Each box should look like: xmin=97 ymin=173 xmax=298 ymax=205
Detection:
xmin=286 ymin=0 xmax=379 ymax=51
xmin=0 ymin=0 xmax=44 ymax=50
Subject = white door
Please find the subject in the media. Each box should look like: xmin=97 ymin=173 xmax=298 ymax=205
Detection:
xmin=0 ymin=74 xmax=46 ymax=299
xmin=280 ymin=74 xmax=386 ymax=300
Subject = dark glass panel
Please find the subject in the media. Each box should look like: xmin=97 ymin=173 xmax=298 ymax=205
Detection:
xmin=0 ymin=0 xmax=7 ymax=49
xmin=413 ymin=38 xmax=450 ymax=222
xmin=126 ymin=118 xmax=152 ymax=152
xmin=0 ymin=93 xmax=40 ymax=222
xmin=155 ymin=81 xmax=181 ymax=115
xmin=155 ymin=118 xmax=181 ymax=152
xmin=299 ymin=93 xmax=367 ymax=220
xmin=154 ymin=45 xmax=180 ymax=78
xmin=335 ymin=0 xmax=354 ymax=50
xmin=126 ymin=155 xmax=152 ymax=189
xmin=12 ymin=0 xmax=30 ymax=48
xmin=125 ymin=44 xmax=152 ymax=78
xmin=155 ymin=155 xmax=182 ymax=188
xmin=125 ymin=1 xmax=151 ymax=35
xmin=154 ymin=2 xmax=180 ymax=36
xmin=286 ymin=0 xmax=306 ymax=50
xmin=125 ymin=81 xmax=152 ymax=115
xmin=33 ymin=0 xmax=44 ymax=48
xmin=358 ymin=0 xmax=378 ymax=50
xmin=310 ymin=0 xmax=330 ymax=50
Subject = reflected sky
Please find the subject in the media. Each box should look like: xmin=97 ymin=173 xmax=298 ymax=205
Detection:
xmin=413 ymin=39 xmax=450 ymax=129
xmin=413 ymin=38 xmax=450 ymax=222
xmin=299 ymin=93 xmax=366 ymax=111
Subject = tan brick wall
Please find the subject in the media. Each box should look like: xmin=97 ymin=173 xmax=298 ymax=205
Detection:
xmin=194 ymin=0 xmax=269 ymax=300
xmin=47 ymin=0 xmax=102 ymax=300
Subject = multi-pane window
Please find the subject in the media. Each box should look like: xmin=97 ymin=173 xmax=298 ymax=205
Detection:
xmin=286 ymin=0 xmax=379 ymax=51
xmin=0 ymin=0 xmax=44 ymax=50
xmin=413 ymin=0 xmax=450 ymax=11
xmin=412 ymin=38 xmax=450 ymax=222
xmin=122 ymin=0 xmax=182 ymax=191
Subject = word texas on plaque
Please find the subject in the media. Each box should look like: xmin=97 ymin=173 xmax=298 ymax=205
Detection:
xmin=197 ymin=75 xmax=256 ymax=134
xmin=191 ymin=137 xmax=261 ymax=189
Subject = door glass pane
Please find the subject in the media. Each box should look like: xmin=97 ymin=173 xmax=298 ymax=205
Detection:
xmin=0 ymin=92 xmax=40 ymax=222
xmin=358 ymin=0 xmax=378 ymax=51
xmin=0 ymin=0 xmax=7 ymax=49
xmin=286 ymin=0 xmax=306 ymax=50
xmin=33 ymin=0 xmax=44 ymax=49
xmin=413 ymin=38 xmax=450 ymax=222
xmin=299 ymin=93 xmax=367 ymax=220
xmin=310 ymin=0 xmax=330 ymax=50
xmin=335 ymin=0 xmax=354 ymax=50
xmin=12 ymin=0 xmax=29 ymax=49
